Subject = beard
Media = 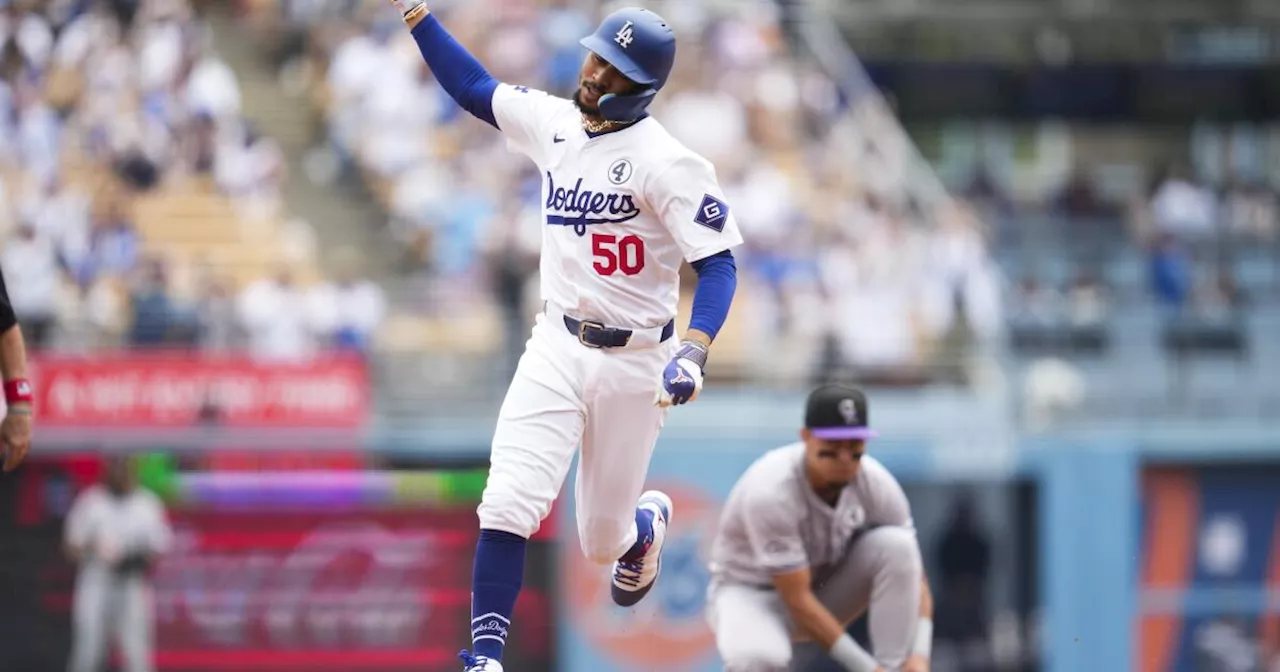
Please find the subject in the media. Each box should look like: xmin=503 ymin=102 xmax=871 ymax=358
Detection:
xmin=572 ymin=87 xmax=600 ymax=116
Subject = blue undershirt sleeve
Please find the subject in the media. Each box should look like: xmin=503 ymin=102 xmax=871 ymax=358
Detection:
xmin=687 ymin=250 xmax=738 ymax=341
xmin=409 ymin=14 xmax=500 ymax=129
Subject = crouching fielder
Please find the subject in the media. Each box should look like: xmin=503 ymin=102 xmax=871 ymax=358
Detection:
xmin=707 ymin=384 xmax=933 ymax=672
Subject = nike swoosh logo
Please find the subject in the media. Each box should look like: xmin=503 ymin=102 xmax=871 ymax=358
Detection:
xmin=553 ymin=134 xmax=565 ymax=143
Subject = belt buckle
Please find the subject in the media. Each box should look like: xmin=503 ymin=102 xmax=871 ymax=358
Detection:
xmin=577 ymin=320 xmax=607 ymax=348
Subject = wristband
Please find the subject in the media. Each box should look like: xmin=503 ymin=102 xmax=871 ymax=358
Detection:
xmin=675 ymin=339 xmax=708 ymax=371
xmin=829 ymin=633 xmax=878 ymax=672
xmin=4 ymin=379 xmax=33 ymax=405
xmin=395 ymin=0 xmax=428 ymax=24
xmin=912 ymin=617 xmax=933 ymax=657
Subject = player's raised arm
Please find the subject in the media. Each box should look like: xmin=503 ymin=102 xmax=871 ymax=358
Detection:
xmin=391 ymin=0 xmax=500 ymax=128
xmin=392 ymin=0 xmax=568 ymax=166
xmin=650 ymin=154 xmax=744 ymax=407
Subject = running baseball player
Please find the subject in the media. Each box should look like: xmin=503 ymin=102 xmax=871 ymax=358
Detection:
xmin=64 ymin=455 xmax=173 ymax=672
xmin=707 ymin=385 xmax=934 ymax=672
xmin=388 ymin=4 xmax=742 ymax=671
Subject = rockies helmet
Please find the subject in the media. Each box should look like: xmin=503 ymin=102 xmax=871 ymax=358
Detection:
xmin=579 ymin=7 xmax=676 ymax=123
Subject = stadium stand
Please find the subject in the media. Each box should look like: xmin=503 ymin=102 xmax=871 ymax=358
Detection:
xmin=1 ymin=0 xmax=330 ymax=354
xmin=234 ymin=0 xmax=1005 ymax=388
xmin=6 ymin=0 xmax=1276 ymax=418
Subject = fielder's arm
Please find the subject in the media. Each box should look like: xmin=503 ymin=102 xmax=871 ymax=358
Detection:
xmin=772 ymin=566 xmax=883 ymax=672
xmin=919 ymin=574 xmax=934 ymax=621
xmin=0 ymin=264 xmax=32 ymax=472
xmin=904 ymin=576 xmax=935 ymax=671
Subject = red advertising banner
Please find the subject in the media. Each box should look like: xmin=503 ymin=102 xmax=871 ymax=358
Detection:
xmin=0 ymin=455 xmax=557 ymax=672
xmin=28 ymin=354 xmax=370 ymax=428
xmin=152 ymin=509 xmax=476 ymax=671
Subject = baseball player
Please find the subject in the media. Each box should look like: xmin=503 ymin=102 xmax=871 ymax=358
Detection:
xmin=707 ymin=385 xmax=934 ymax=672
xmin=64 ymin=455 xmax=173 ymax=672
xmin=388 ymin=3 xmax=742 ymax=671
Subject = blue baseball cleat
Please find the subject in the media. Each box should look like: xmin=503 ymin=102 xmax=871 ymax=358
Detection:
xmin=611 ymin=490 xmax=673 ymax=607
xmin=458 ymin=650 xmax=503 ymax=671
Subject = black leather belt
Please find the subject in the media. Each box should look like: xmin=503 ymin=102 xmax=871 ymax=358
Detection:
xmin=563 ymin=315 xmax=676 ymax=349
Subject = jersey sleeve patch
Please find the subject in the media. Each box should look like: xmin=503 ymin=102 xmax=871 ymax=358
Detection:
xmin=694 ymin=194 xmax=729 ymax=232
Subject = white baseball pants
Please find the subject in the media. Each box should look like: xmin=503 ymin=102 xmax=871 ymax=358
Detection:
xmin=707 ymin=526 xmax=923 ymax=671
xmin=477 ymin=309 xmax=677 ymax=564
xmin=68 ymin=569 xmax=155 ymax=672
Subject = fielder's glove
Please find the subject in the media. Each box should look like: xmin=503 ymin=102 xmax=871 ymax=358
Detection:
xmin=112 ymin=551 xmax=155 ymax=577
xmin=655 ymin=340 xmax=707 ymax=407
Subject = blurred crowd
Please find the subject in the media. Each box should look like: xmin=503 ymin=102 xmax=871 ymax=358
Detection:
xmin=239 ymin=0 xmax=1005 ymax=384
xmin=999 ymin=156 xmax=1278 ymax=355
xmin=10 ymin=0 xmax=1273 ymax=383
xmin=0 ymin=0 xmax=384 ymax=359
xmin=1134 ymin=165 xmax=1272 ymax=318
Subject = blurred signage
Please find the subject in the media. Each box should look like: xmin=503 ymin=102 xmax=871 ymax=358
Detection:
xmin=152 ymin=508 xmax=473 ymax=670
xmin=190 ymin=450 xmax=368 ymax=472
xmin=151 ymin=507 xmax=553 ymax=671
xmin=562 ymin=481 xmax=721 ymax=672
xmin=0 ymin=454 xmax=556 ymax=672
xmin=29 ymin=353 xmax=370 ymax=428
xmin=1137 ymin=465 xmax=1280 ymax=672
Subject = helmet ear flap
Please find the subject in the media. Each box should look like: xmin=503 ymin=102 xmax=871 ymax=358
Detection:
xmin=598 ymin=88 xmax=657 ymax=123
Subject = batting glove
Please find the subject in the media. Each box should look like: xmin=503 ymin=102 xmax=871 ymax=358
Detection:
xmin=656 ymin=340 xmax=707 ymax=407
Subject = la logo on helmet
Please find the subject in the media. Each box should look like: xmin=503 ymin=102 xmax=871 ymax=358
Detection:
xmin=614 ymin=20 xmax=635 ymax=48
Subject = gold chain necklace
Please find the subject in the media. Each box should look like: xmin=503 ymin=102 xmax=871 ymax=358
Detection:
xmin=582 ymin=116 xmax=613 ymax=133
xmin=582 ymin=115 xmax=636 ymax=134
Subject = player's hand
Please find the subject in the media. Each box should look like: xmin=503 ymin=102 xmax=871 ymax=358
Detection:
xmin=902 ymin=654 xmax=930 ymax=672
xmin=1 ymin=404 xmax=32 ymax=472
xmin=655 ymin=341 xmax=707 ymax=407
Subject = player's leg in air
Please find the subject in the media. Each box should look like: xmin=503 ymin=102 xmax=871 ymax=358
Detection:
xmin=573 ymin=341 xmax=679 ymax=607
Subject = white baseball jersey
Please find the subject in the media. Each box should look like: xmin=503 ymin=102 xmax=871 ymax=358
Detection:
xmin=490 ymin=83 xmax=744 ymax=329
xmin=64 ymin=484 xmax=173 ymax=568
xmin=709 ymin=442 xmax=915 ymax=587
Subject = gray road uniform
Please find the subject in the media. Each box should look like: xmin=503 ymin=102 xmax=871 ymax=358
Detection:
xmin=707 ymin=443 xmax=923 ymax=671
xmin=64 ymin=484 xmax=173 ymax=672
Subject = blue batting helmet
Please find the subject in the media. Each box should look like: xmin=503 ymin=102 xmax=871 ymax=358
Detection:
xmin=578 ymin=7 xmax=676 ymax=123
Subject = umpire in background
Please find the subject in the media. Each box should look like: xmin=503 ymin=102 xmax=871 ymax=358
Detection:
xmin=0 ymin=263 xmax=35 ymax=472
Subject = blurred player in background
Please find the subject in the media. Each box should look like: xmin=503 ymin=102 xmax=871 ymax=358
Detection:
xmin=389 ymin=1 xmax=743 ymax=670
xmin=64 ymin=455 xmax=173 ymax=672
xmin=707 ymin=385 xmax=934 ymax=672
xmin=0 ymin=264 xmax=34 ymax=473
